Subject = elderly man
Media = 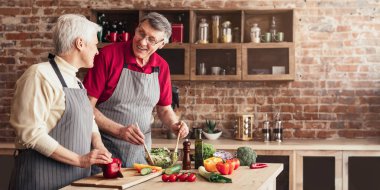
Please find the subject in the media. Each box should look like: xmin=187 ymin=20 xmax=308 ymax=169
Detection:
xmin=83 ymin=12 xmax=189 ymax=168
xmin=9 ymin=14 xmax=112 ymax=189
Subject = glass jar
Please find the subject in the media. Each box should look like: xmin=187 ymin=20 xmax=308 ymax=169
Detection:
xmin=212 ymin=15 xmax=220 ymax=43
xmin=198 ymin=18 xmax=209 ymax=44
xmin=221 ymin=21 xmax=232 ymax=43
xmin=250 ymin=23 xmax=261 ymax=43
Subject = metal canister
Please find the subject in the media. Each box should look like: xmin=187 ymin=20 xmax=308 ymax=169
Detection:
xmin=273 ymin=118 xmax=283 ymax=142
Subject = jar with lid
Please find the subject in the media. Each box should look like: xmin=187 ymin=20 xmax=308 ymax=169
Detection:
xmin=212 ymin=15 xmax=220 ymax=43
xmin=269 ymin=16 xmax=277 ymax=42
xmin=221 ymin=21 xmax=232 ymax=43
xmin=250 ymin=23 xmax=261 ymax=43
xmin=198 ymin=18 xmax=209 ymax=44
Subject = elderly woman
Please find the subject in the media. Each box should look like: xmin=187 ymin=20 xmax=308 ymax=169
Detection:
xmin=9 ymin=14 xmax=112 ymax=189
xmin=83 ymin=12 xmax=189 ymax=169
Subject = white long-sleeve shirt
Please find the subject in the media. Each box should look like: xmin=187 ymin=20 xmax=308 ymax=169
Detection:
xmin=10 ymin=56 xmax=99 ymax=157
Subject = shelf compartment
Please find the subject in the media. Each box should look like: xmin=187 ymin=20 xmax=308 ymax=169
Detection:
xmin=242 ymin=43 xmax=294 ymax=81
xmin=190 ymin=43 xmax=241 ymax=81
xmin=243 ymin=9 xmax=294 ymax=43
xmin=190 ymin=10 xmax=242 ymax=44
xmin=157 ymin=43 xmax=190 ymax=80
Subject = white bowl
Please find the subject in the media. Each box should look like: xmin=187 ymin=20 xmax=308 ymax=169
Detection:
xmin=202 ymin=131 xmax=222 ymax=140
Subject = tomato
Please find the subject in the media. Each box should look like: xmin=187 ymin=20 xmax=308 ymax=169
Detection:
xmin=186 ymin=173 xmax=196 ymax=182
xmin=216 ymin=161 xmax=233 ymax=175
xmin=161 ymin=174 xmax=170 ymax=182
xmin=168 ymin=174 xmax=178 ymax=182
xmin=178 ymin=173 xmax=188 ymax=182
xmin=226 ymin=158 xmax=240 ymax=170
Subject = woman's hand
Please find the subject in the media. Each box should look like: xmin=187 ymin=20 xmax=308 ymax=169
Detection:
xmin=79 ymin=149 xmax=113 ymax=168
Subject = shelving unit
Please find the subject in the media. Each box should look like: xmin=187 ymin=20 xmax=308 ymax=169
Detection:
xmin=92 ymin=9 xmax=295 ymax=81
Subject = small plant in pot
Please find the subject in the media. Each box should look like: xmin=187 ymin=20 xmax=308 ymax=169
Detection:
xmin=202 ymin=120 xmax=222 ymax=140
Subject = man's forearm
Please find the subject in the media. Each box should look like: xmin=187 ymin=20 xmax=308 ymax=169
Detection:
xmin=157 ymin=105 xmax=179 ymax=129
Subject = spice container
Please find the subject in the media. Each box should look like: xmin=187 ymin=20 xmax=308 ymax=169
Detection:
xmin=269 ymin=16 xmax=277 ymax=42
xmin=273 ymin=112 xmax=283 ymax=142
xmin=212 ymin=15 xmax=220 ymax=43
xmin=262 ymin=114 xmax=271 ymax=142
xmin=221 ymin=21 xmax=232 ymax=43
xmin=250 ymin=23 xmax=261 ymax=43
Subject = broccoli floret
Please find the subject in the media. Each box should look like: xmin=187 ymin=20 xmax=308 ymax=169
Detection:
xmin=202 ymin=143 xmax=216 ymax=160
xmin=236 ymin=147 xmax=257 ymax=166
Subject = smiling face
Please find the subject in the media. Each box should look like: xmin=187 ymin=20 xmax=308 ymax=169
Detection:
xmin=132 ymin=20 xmax=166 ymax=62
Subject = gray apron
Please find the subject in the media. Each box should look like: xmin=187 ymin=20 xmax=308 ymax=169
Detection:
xmin=9 ymin=54 xmax=93 ymax=190
xmin=96 ymin=57 xmax=160 ymax=168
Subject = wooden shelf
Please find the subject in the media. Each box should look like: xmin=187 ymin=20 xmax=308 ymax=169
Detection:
xmin=93 ymin=9 xmax=295 ymax=81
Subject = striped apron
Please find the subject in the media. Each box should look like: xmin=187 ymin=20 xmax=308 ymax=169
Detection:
xmin=96 ymin=58 xmax=160 ymax=169
xmin=9 ymin=54 xmax=93 ymax=190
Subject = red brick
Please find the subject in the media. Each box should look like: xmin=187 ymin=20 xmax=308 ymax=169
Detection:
xmin=294 ymin=130 xmax=316 ymax=138
xmin=0 ymin=8 xmax=20 ymax=16
xmin=335 ymin=65 xmax=358 ymax=72
xmin=316 ymin=131 xmax=336 ymax=139
xmin=5 ymin=33 xmax=29 ymax=40
xmin=0 ymin=57 xmax=16 ymax=64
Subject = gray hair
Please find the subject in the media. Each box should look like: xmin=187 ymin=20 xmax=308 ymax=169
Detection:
xmin=52 ymin=14 xmax=102 ymax=55
xmin=140 ymin=12 xmax=172 ymax=43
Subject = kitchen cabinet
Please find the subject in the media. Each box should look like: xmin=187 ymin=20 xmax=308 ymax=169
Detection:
xmin=92 ymin=9 xmax=295 ymax=81
xmin=295 ymin=150 xmax=342 ymax=190
xmin=343 ymin=151 xmax=380 ymax=190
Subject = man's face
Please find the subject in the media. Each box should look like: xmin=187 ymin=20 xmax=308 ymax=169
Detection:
xmin=81 ymin=34 xmax=99 ymax=68
xmin=132 ymin=20 xmax=165 ymax=61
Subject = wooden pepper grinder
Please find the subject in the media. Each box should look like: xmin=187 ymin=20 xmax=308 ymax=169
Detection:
xmin=182 ymin=139 xmax=191 ymax=170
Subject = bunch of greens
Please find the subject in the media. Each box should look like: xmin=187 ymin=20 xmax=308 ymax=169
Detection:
xmin=203 ymin=143 xmax=216 ymax=160
xmin=149 ymin=148 xmax=172 ymax=168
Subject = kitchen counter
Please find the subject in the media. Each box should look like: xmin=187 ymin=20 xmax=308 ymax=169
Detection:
xmin=1 ymin=138 xmax=379 ymax=155
xmin=61 ymin=163 xmax=283 ymax=190
xmin=151 ymin=138 xmax=380 ymax=151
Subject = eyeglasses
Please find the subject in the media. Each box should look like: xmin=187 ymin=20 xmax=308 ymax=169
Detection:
xmin=135 ymin=26 xmax=165 ymax=46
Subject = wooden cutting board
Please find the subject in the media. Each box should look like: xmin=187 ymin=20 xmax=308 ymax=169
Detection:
xmin=71 ymin=168 xmax=162 ymax=189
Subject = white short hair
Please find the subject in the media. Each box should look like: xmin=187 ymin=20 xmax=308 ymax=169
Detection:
xmin=52 ymin=14 xmax=101 ymax=55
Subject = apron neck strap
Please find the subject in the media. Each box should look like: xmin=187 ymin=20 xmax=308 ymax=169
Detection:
xmin=48 ymin=53 xmax=68 ymax=88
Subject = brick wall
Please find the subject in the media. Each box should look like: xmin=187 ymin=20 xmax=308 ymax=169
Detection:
xmin=1 ymin=0 xmax=380 ymax=142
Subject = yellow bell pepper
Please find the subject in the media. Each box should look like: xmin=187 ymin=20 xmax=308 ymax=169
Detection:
xmin=203 ymin=157 xmax=223 ymax=172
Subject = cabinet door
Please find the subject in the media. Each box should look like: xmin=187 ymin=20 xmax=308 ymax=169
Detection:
xmin=190 ymin=43 xmax=242 ymax=81
xmin=343 ymin=151 xmax=380 ymax=190
xmin=242 ymin=43 xmax=295 ymax=81
xmin=157 ymin=43 xmax=190 ymax=80
xmin=256 ymin=150 xmax=294 ymax=190
xmin=296 ymin=151 xmax=342 ymax=190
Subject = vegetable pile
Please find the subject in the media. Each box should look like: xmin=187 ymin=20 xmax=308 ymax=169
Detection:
xmin=149 ymin=148 xmax=173 ymax=168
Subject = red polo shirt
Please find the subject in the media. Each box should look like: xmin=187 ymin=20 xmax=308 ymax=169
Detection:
xmin=83 ymin=41 xmax=172 ymax=106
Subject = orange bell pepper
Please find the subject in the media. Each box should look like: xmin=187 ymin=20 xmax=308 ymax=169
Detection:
xmin=203 ymin=157 xmax=223 ymax=172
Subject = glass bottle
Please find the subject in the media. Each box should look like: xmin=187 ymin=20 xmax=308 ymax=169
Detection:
xmin=250 ymin=23 xmax=261 ymax=43
xmin=269 ymin=16 xmax=277 ymax=42
xmin=198 ymin=18 xmax=209 ymax=44
xmin=194 ymin=128 xmax=204 ymax=169
xmin=233 ymin=27 xmax=240 ymax=43
xmin=212 ymin=15 xmax=220 ymax=43
xmin=182 ymin=139 xmax=191 ymax=170
xmin=221 ymin=21 xmax=232 ymax=43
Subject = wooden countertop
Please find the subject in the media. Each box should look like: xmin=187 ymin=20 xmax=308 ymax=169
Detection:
xmin=151 ymin=138 xmax=380 ymax=151
xmin=1 ymin=138 xmax=380 ymax=155
xmin=61 ymin=163 xmax=283 ymax=190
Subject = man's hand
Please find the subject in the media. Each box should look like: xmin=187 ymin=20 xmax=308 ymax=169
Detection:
xmin=79 ymin=149 xmax=113 ymax=168
xmin=118 ymin=124 xmax=145 ymax=145
xmin=171 ymin=121 xmax=189 ymax=138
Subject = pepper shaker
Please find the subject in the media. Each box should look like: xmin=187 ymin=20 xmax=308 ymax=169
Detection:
xmin=182 ymin=139 xmax=191 ymax=170
xmin=262 ymin=114 xmax=271 ymax=142
xmin=273 ymin=113 xmax=283 ymax=142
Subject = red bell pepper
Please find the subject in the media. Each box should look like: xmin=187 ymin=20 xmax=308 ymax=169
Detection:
xmin=216 ymin=161 xmax=233 ymax=175
xmin=226 ymin=158 xmax=240 ymax=170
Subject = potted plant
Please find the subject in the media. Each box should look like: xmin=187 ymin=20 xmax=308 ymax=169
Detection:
xmin=202 ymin=120 xmax=222 ymax=140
